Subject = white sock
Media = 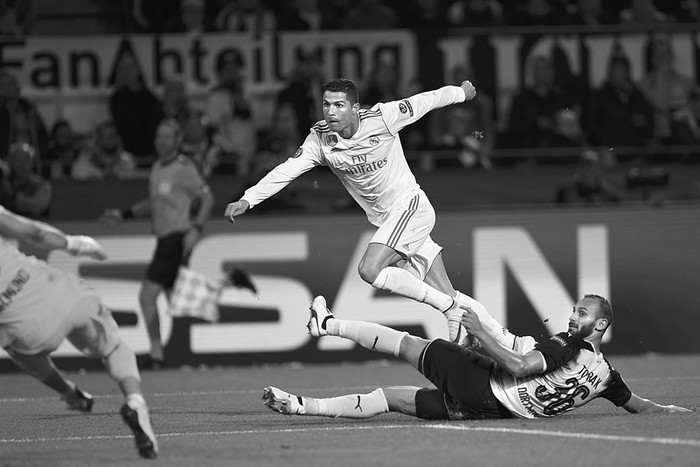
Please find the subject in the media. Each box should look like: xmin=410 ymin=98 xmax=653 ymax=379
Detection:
xmin=454 ymin=291 xmax=516 ymax=348
xmin=326 ymin=319 xmax=406 ymax=357
xmin=126 ymin=393 xmax=146 ymax=406
xmin=310 ymin=388 xmax=389 ymax=419
xmin=372 ymin=267 xmax=453 ymax=312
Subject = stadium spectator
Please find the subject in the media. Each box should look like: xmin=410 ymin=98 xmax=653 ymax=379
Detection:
xmin=276 ymin=0 xmax=329 ymax=30
xmin=0 ymin=143 xmax=51 ymax=219
xmin=566 ymin=0 xmax=617 ymax=25
xmin=340 ymin=0 xmax=399 ymax=29
xmin=583 ymin=52 xmax=654 ymax=148
xmin=277 ymin=50 xmax=324 ymax=141
xmin=0 ymin=69 xmax=49 ymax=168
xmin=165 ymin=0 xmax=214 ymax=34
xmin=262 ymin=294 xmax=690 ymax=420
xmin=160 ymin=78 xmax=190 ymax=124
xmin=430 ymin=63 xmax=494 ymax=169
xmin=446 ymin=0 xmax=504 ymax=27
xmin=109 ymin=53 xmax=163 ymax=159
xmin=503 ymin=55 xmax=570 ymax=148
xmin=553 ymin=150 xmax=622 ymax=205
xmin=507 ymin=0 xmax=567 ymax=25
xmin=100 ymin=119 xmax=214 ymax=370
xmin=395 ymin=0 xmax=450 ymax=29
xmin=639 ymin=36 xmax=696 ymax=144
xmin=180 ymin=111 xmax=223 ymax=178
xmin=226 ymin=78 xmax=486 ymax=346
xmin=216 ymin=0 xmax=276 ymax=35
xmin=362 ymin=53 xmax=402 ymax=108
xmin=0 ymin=0 xmax=34 ymax=36
xmin=71 ymin=121 xmax=137 ymax=180
xmin=206 ymin=49 xmax=257 ymax=176
xmin=619 ymin=0 xmax=670 ymax=24
xmin=543 ymin=108 xmax=588 ymax=150
xmin=669 ymin=87 xmax=700 ymax=146
xmin=132 ymin=0 xmax=180 ymax=32
xmin=0 ymin=206 xmax=158 ymax=459
xmin=660 ymin=0 xmax=700 ymax=23
xmin=46 ymin=119 xmax=80 ymax=180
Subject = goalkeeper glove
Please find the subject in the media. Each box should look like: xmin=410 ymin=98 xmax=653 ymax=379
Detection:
xmin=65 ymin=235 xmax=108 ymax=261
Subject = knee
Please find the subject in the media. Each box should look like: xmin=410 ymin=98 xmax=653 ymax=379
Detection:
xmin=358 ymin=260 xmax=382 ymax=284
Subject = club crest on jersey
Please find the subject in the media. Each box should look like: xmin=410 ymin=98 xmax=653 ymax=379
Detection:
xmin=369 ymin=136 xmax=379 ymax=146
xmin=293 ymin=147 xmax=303 ymax=158
xmin=327 ymin=135 xmax=338 ymax=147
xmin=398 ymin=100 xmax=414 ymax=117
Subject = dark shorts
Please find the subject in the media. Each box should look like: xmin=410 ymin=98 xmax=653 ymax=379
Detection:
xmin=145 ymin=231 xmax=187 ymax=288
xmin=415 ymin=339 xmax=515 ymax=421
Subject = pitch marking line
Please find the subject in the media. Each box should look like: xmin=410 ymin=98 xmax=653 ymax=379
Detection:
xmin=2 ymin=424 xmax=699 ymax=448
xmin=427 ymin=424 xmax=700 ymax=448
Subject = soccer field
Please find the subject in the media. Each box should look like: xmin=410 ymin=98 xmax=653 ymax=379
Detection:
xmin=1 ymin=355 xmax=699 ymax=467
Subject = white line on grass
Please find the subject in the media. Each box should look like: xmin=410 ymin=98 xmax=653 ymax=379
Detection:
xmin=427 ymin=424 xmax=700 ymax=448
xmin=2 ymin=424 xmax=699 ymax=448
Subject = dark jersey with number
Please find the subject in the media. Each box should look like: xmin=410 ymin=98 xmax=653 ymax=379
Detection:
xmin=490 ymin=332 xmax=632 ymax=418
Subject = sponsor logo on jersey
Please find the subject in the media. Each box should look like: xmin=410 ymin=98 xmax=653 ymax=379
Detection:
xmin=293 ymin=147 xmax=303 ymax=158
xmin=327 ymin=135 xmax=338 ymax=147
xmin=0 ymin=269 xmax=30 ymax=313
xmin=551 ymin=335 xmax=568 ymax=347
xmin=369 ymin=136 xmax=379 ymax=146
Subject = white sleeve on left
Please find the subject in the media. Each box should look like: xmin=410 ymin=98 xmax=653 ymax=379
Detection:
xmin=378 ymin=86 xmax=467 ymax=135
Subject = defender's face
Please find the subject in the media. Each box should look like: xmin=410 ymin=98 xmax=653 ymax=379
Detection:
xmin=568 ymin=297 xmax=600 ymax=338
xmin=323 ymin=91 xmax=357 ymax=133
xmin=155 ymin=124 xmax=180 ymax=159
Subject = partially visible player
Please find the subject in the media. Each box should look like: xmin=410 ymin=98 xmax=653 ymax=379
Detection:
xmin=225 ymin=78 xmax=521 ymax=351
xmin=263 ymin=295 xmax=691 ymax=420
xmin=0 ymin=206 xmax=158 ymax=459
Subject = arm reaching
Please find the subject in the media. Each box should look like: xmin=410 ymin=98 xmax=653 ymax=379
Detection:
xmin=0 ymin=207 xmax=107 ymax=261
xmin=224 ymin=199 xmax=250 ymax=223
xmin=461 ymin=306 xmax=545 ymax=377
xmin=622 ymin=393 xmax=692 ymax=414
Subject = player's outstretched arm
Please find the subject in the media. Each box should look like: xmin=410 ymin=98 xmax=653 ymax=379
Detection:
xmin=0 ymin=207 xmax=107 ymax=260
xmin=460 ymin=80 xmax=477 ymax=101
xmin=224 ymin=199 xmax=250 ymax=223
xmin=622 ymin=393 xmax=692 ymax=414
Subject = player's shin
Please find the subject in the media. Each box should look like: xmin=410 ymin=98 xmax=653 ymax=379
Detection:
xmin=326 ymin=319 xmax=407 ymax=357
xmin=373 ymin=267 xmax=454 ymax=312
xmin=454 ymin=291 xmax=517 ymax=349
xmin=314 ymin=389 xmax=390 ymax=419
xmin=102 ymin=339 xmax=141 ymax=394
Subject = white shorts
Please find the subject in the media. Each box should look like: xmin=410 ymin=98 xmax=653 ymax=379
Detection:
xmin=370 ymin=189 xmax=443 ymax=280
xmin=2 ymin=292 xmax=120 ymax=359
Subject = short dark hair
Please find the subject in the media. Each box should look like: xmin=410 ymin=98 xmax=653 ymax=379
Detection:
xmin=323 ymin=78 xmax=359 ymax=105
xmin=584 ymin=294 xmax=613 ymax=329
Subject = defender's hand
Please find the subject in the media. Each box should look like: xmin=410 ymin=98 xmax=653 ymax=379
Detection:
xmin=66 ymin=235 xmax=108 ymax=261
xmin=224 ymin=200 xmax=250 ymax=223
xmin=460 ymin=306 xmax=485 ymax=337
xmin=461 ymin=80 xmax=477 ymax=100
xmin=99 ymin=209 xmax=123 ymax=226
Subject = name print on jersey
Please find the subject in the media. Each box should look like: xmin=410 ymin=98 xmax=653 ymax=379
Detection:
xmin=341 ymin=155 xmax=388 ymax=176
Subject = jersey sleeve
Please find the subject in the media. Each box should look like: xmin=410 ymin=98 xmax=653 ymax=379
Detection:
xmin=597 ymin=364 xmax=633 ymax=406
xmin=534 ymin=332 xmax=581 ymax=373
xmin=242 ymin=131 xmax=324 ymax=209
xmin=378 ymin=86 xmax=466 ymax=135
xmin=179 ymin=158 xmax=208 ymax=197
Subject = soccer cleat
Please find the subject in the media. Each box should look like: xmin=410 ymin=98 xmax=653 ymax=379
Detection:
xmin=61 ymin=386 xmax=94 ymax=412
xmin=141 ymin=357 xmax=166 ymax=371
xmin=262 ymin=386 xmax=305 ymax=415
xmin=443 ymin=300 xmax=469 ymax=347
xmin=120 ymin=399 xmax=158 ymax=459
xmin=307 ymin=295 xmax=334 ymax=337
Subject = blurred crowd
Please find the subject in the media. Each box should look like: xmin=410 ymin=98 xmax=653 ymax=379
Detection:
xmin=1 ymin=0 xmax=700 ymax=217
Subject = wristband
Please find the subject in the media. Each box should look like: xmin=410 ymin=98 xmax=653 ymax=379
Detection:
xmin=121 ymin=207 xmax=135 ymax=219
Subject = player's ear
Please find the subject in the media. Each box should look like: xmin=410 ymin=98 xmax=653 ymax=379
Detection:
xmin=352 ymin=102 xmax=360 ymax=114
xmin=595 ymin=318 xmax=608 ymax=332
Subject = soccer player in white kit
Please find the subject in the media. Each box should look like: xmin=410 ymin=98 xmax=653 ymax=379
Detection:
xmin=262 ymin=294 xmax=690 ymax=420
xmin=0 ymin=206 xmax=158 ymax=459
xmin=225 ymin=78 xmax=522 ymax=350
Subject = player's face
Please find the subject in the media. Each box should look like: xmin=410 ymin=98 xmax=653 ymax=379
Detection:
xmin=567 ymin=298 xmax=600 ymax=338
xmin=155 ymin=124 xmax=180 ymax=159
xmin=323 ymin=91 xmax=358 ymax=135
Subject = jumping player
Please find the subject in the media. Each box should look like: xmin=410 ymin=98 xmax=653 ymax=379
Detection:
xmin=0 ymin=206 xmax=158 ymax=459
xmin=224 ymin=78 xmax=520 ymax=350
xmin=263 ymin=295 xmax=691 ymax=420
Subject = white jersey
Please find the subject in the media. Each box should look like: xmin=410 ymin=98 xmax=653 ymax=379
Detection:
xmin=490 ymin=332 xmax=632 ymax=419
xmin=0 ymin=208 xmax=84 ymax=349
xmin=242 ymin=86 xmax=467 ymax=226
